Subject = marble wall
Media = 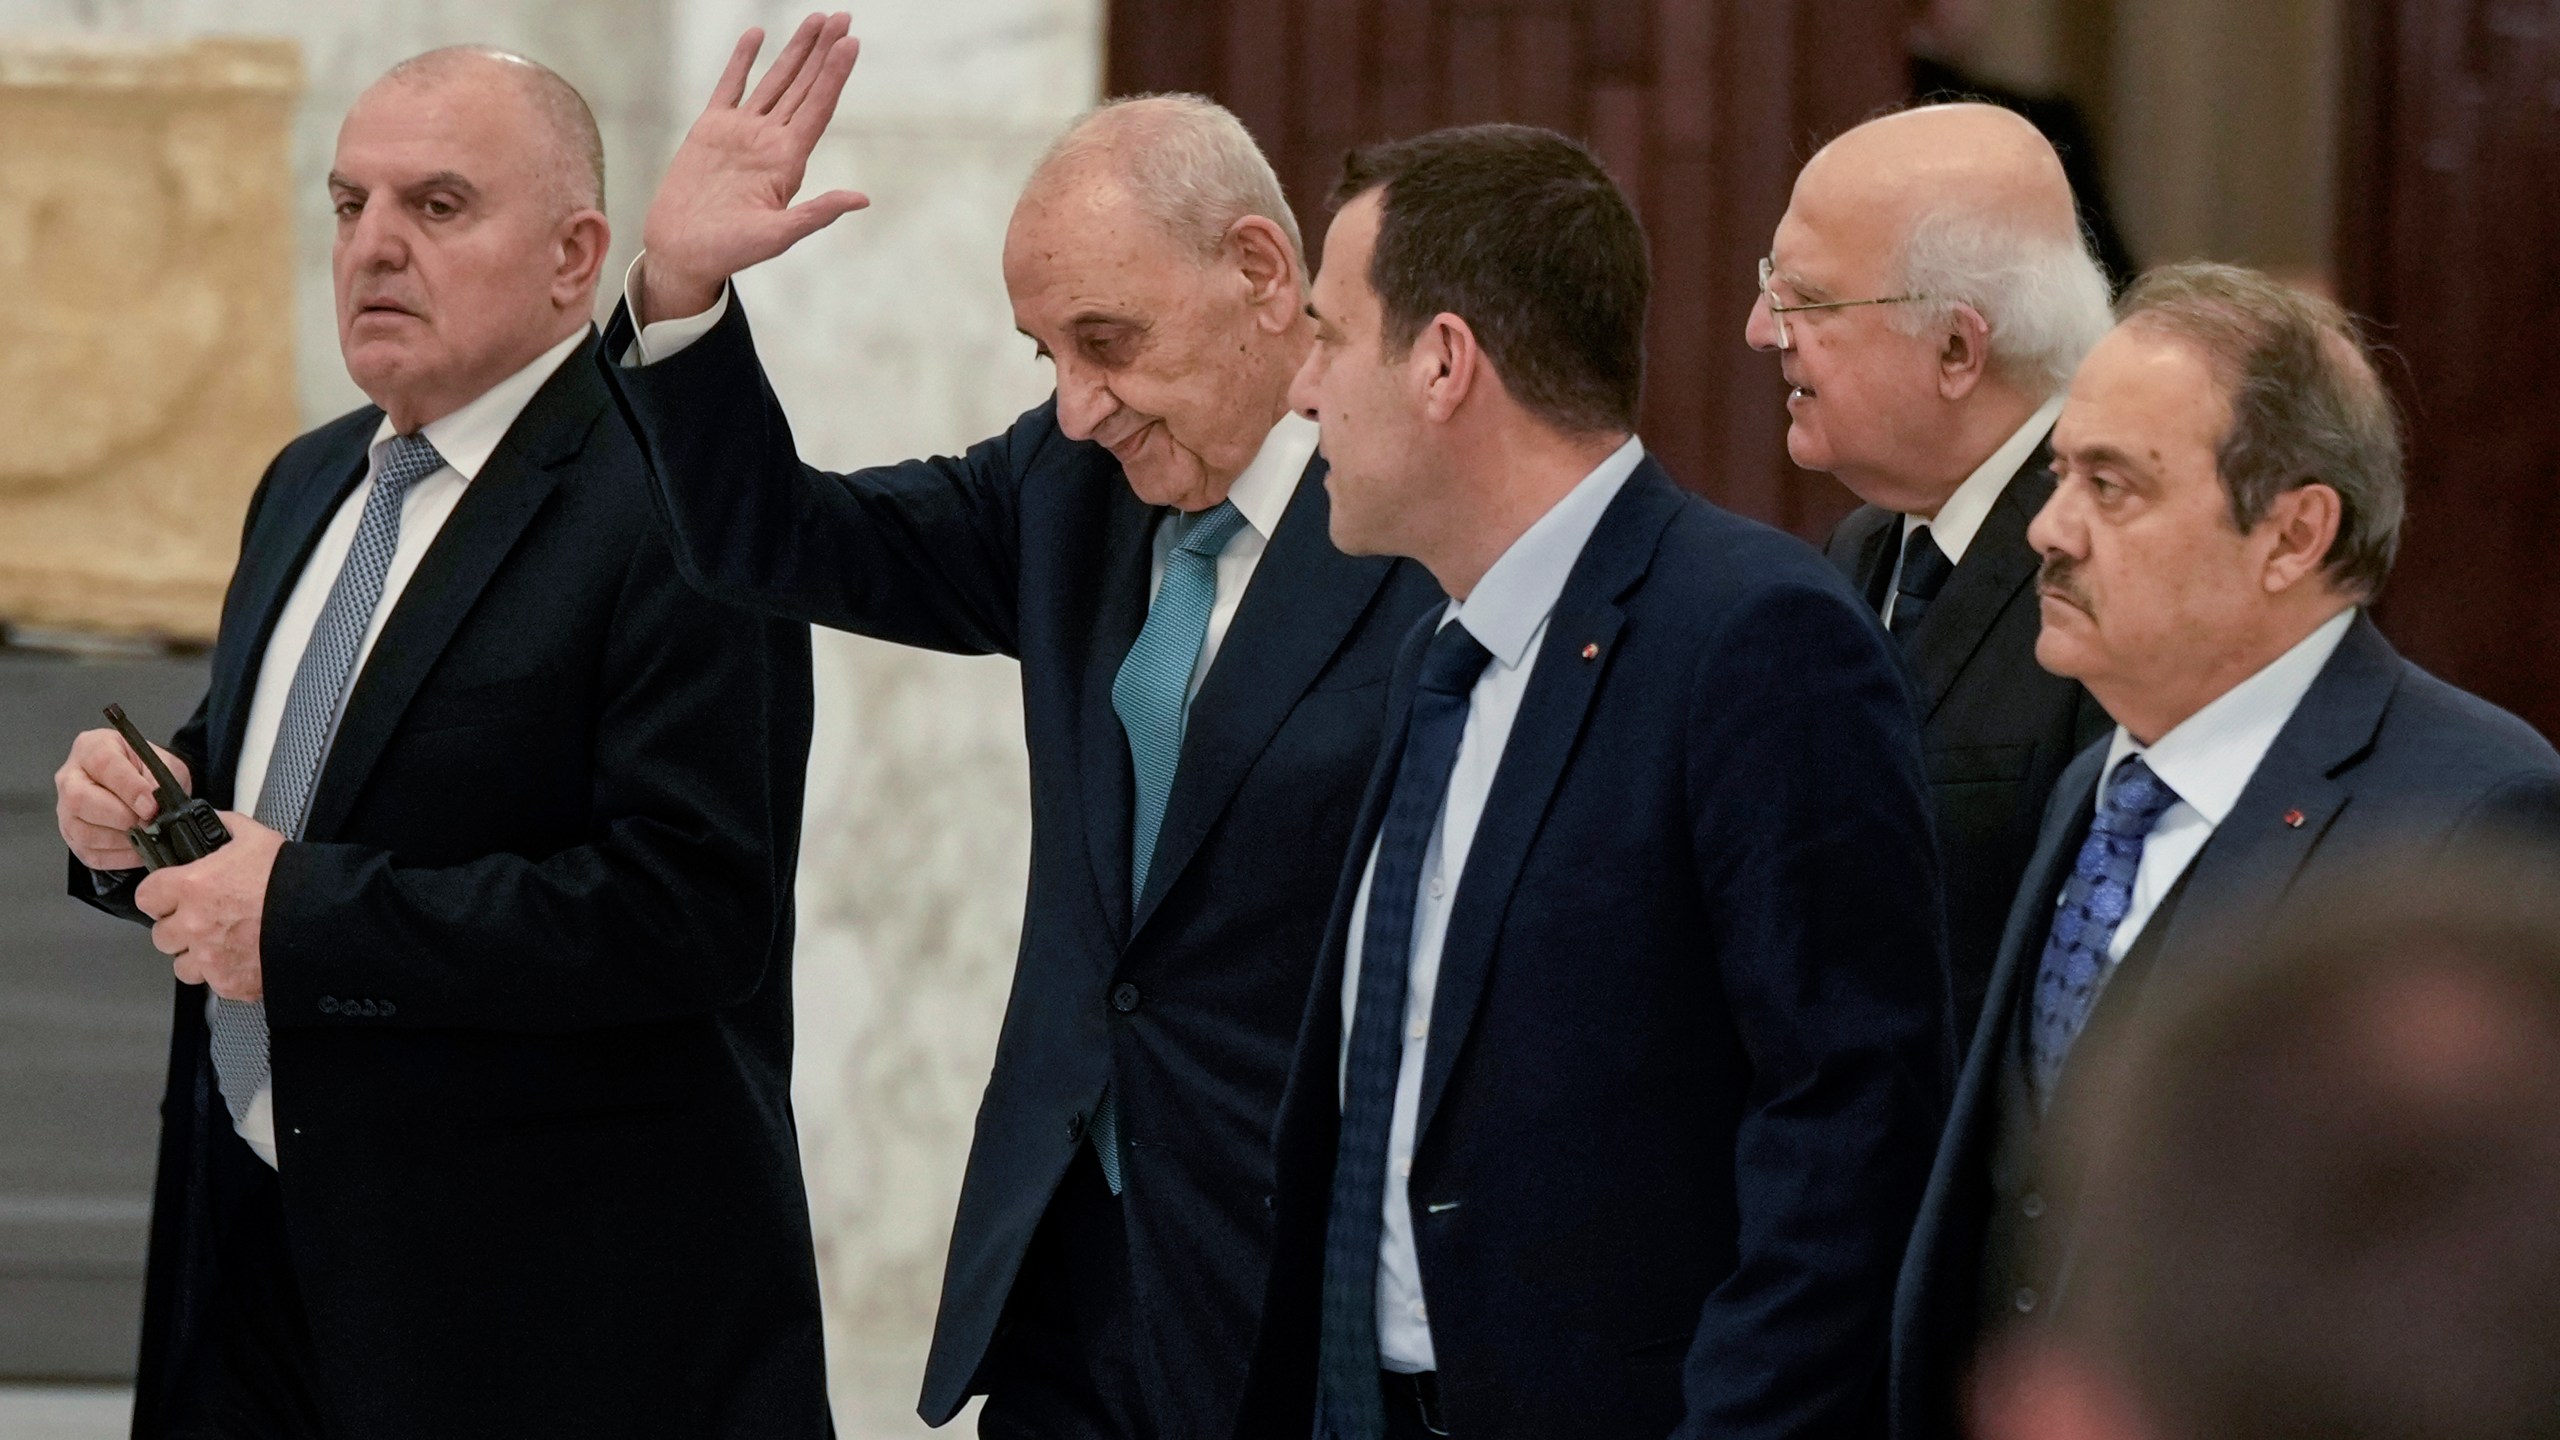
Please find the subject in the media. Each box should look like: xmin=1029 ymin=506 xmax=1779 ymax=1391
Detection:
xmin=0 ymin=0 xmax=1099 ymax=1426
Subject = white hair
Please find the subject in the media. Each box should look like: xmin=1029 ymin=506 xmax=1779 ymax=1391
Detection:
xmin=1035 ymin=93 xmax=1306 ymax=282
xmin=1890 ymin=206 xmax=2114 ymax=395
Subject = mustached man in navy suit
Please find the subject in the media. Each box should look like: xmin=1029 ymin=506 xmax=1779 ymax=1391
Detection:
xmin=1244 ymin=125 xmax=1953 ymax=1440
xmin=598 ymin=16 xmax=1442 ymax=1438
xmin=1891 ymin=263 xmax=2560 ymax=1440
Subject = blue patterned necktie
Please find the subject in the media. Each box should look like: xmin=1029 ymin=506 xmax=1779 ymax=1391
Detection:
xmin=1087 ymin=499 xmax=1249 ymax=1194
xmin=210 ymin=432 xmax=446 ymax=1127
xmin=2026 ymin=754 xmax=2182 ymax=1106
xmin=1317 ymin=620 xmax=1494 ymax=1440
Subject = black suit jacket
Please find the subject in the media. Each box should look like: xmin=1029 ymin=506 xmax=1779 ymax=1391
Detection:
xmin=1245 ymin=462 xmax=1951 ymax=1440
xmin=594 ymin=297 xmax=1444 ymax=1433
xmin=1889 ymin=612 xmax=2560 ymax=1440
xmin=1826 ymin=449 xmax=2110 ymax=1047
xmin=70 ymin=340 xmax=826 ymax=1438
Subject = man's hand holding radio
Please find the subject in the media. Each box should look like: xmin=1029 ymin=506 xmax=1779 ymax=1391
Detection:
xmin=56 ymin=726 xmax=192 ymax=871
xmin=56 ymin=727 xmax=281 ymax=1001
xmin=136 ymin=815 xmax=282 ymax=1002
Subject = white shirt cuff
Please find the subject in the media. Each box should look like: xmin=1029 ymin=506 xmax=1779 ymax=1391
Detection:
xmin=620 ymin=252 xmax=731 ymax=366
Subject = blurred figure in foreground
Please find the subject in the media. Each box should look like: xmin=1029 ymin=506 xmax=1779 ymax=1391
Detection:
xmin=1975 ymin=846 xmax=2560 ymax=1440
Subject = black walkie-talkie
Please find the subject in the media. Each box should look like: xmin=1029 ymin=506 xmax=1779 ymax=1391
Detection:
xmin=103 ymin=704 xmax=231 ymax=871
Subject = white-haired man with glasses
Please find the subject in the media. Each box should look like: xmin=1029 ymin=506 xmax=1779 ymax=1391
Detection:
xmin=1745 ymin=101 xmax=2116 ymax=1051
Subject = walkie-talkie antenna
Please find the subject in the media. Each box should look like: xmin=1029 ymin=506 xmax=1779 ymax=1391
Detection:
xmin=103 ymin=704 xmax=190 ymax=813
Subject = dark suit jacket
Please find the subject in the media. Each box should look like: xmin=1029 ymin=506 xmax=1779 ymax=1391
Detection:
xmin=1889 ymin=612 xmax=2560 ymax=1440
xmin=1826 ymin=449 xmax=2110 ymax=1048
xmin=70 ymin=340 xmax=826 ymax=1438
xmin=1244 ymin=461 xmax=1952 ymax=1440
xmin=594 ymin=297 xmax=1445 ymax=1434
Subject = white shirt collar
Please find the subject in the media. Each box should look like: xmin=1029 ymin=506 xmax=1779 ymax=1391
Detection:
xmin=1447 ymin=435 xmax=1647 ymax=669
xmin=1220 ymin=411 xmax=1320 ymax=540
xmin=1900 ymin=392 xmax=2066 ymax=566
xmin=366 ymin=326 xmax=591 ymax=482
xmin=2100 ymin=606 xmax=2360 ymax=826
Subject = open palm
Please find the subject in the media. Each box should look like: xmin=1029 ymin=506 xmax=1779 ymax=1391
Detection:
xmin=639 ymin=12 xmax=869 ymax=323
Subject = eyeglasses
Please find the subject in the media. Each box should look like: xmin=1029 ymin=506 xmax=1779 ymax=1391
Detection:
xmin=1757 ymin=257 xmax=1925 ymax=350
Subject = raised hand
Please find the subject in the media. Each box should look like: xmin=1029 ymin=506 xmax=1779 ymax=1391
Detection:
xmin=638 ymin=12 xmax=869 ymax=323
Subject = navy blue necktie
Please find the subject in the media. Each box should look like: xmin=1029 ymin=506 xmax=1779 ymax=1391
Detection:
xmin=1317 ymin=619 xmax=1494 ymax=1440
xmin=2027 ymin=755 xmax=2182 ymax=1105
xmin=1890 ymin=524 xmax=1955 ymax=642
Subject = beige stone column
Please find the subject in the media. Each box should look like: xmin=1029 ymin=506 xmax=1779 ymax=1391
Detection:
xmin=0 ymin=38 xmax=300 ymax=643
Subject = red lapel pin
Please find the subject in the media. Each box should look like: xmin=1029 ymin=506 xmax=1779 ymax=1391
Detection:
xmin=2283 ymin=808 xmax=2306 ymax=828
xmin=1580 ymin=642 xmax=1600 ymax=661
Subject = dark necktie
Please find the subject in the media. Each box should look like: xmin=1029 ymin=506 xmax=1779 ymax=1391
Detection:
xmin=1317 ymin=619 xmax=1494 ymax=1440
xmin=1890 ymin=524 xmax=1956 ymax=641
xmin=2027 ymin=755 xmax=2183 ymax=1105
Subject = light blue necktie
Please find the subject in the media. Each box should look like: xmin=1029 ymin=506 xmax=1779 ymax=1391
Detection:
xmin=210 ymin=432 xmax=446 ymax=1127
xmin=1088 ymin=500 xmax=1249 ymax=1193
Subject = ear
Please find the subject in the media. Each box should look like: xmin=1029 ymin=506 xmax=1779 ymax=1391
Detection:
xmin=1227 ymin=215 xmax=1301 ymax=329
xmin=1937 ymin=301 xmax=1994 ymax=401
xmin=552 ymin=208 xmax=611 ymax=312
xmin=2257 ymin=481 xmax=2345 ymax=595
xmin=1411 ymin=312 xmax=1484 ymax=425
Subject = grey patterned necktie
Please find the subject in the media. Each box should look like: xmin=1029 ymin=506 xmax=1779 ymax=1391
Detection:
xmin=210 ymin=432 xmax=446 ymax=1126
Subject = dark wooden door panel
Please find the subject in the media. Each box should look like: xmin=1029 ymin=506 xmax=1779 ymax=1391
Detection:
xmin=1108 ymin=0 xmax=1908 ymax=540
xmin=2340 ymin=0 xmax=2560 ymax=737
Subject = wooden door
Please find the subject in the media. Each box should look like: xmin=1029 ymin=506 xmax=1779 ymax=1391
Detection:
xmin=1109 ymin=0 xmax=1911 ymax=538
xmin=2339 ymin=0 xmax=2560 ymax=736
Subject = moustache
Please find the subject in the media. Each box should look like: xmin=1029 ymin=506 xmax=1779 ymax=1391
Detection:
xmin=2037 ymin=554 xmax=2094 ymax=613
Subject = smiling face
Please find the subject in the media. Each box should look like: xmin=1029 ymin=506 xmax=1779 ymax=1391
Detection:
xmin=330 ymin=64 xmax=600 ymax=431
xmin=1744 ymin=164 xmax=1954 ymax=512
xmin=1001 ymin=172 xmax=1299 ymax=510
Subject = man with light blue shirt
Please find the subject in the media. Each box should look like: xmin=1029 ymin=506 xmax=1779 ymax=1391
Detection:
xmin=1890 ymin=261 xmax=2560 ymax=1440
xmin=1243 ymin=124 xmax=1951 ymax=1440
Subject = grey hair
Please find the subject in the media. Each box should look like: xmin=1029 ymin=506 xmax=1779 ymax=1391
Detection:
xmin=2115 ymin=262 xmax=2406 ymax=600
xmin=383 ymin=46 xmax=604 ymax=216
xmin=1889 ymin=205 xmax=2114 ymax=396
xmin=1036 ymin=93 xmax=1306 ymax=283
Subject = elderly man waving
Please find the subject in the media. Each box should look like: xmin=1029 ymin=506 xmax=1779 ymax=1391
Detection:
xmin=602 ymin=15 xmax=1440 ymax=1438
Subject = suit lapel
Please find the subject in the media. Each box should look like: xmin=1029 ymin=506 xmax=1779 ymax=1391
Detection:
xmin=1828 ymin=504 xmax=1898 ymax=614
xmin=207 ymin=425 xmax=379 ymax=800
xmin=295 ymin=346 xmax=601 ymax=843
xmin=1078 ymin=482 xmax=1160 ymax=944
xmin=1901 ymin=453 xmax=2054 ymax=721
xmin=1412 ymin=466 xmax=1684 ymax=1145
xmin=1972 ymin=742 xmax=2106 ymax=1073
xmin=1132 ymin=457 xmax=1395 ymax=935
xmin=2150 ymin=613 xmax=2399 ymax=965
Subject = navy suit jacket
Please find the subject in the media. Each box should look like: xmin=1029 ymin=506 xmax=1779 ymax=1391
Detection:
xmin=1825 ymin=448 xmax=2110 ymax=1048
xmin=1889 ymin=612 xmax=2560 ymax=1440
xmin=595 ymin=297 xmax=1444 ymax=1432
xmin=1245 ymin=461 xmax=1953 ymax=1440
xmin=72 ymin=342 xmax=828 ymax=1438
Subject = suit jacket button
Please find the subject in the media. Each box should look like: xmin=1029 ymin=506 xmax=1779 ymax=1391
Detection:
xmin=1066 ymin=1112 xmax=1088 ymax=1145
xmin=318 ymin=996 xmax=339 ymax=1015
xmin=2021 ymin=1192 xmax=2046 ymax=1220
xmin=379 ymin=999 xmax=396 ymax=1017
xmin=2014 ymin=1287 xmax=2039 ymax=1314
xmin=1110 ymin=982 xmax=1142 ymax=1014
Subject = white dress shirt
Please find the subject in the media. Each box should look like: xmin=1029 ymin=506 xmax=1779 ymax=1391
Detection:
xmin=221 ymin=326 xmax=589 ymax=1168
xmin=2088 ymin=605 xmax=2358 ymax=961
xmin=1883 ymin=393 xmax=2066 ymax=627
xmin=1336 ymin=434 xmax=1645 ymax=1372
xmin=617 ymin=256 xmax=1317 ymax=702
